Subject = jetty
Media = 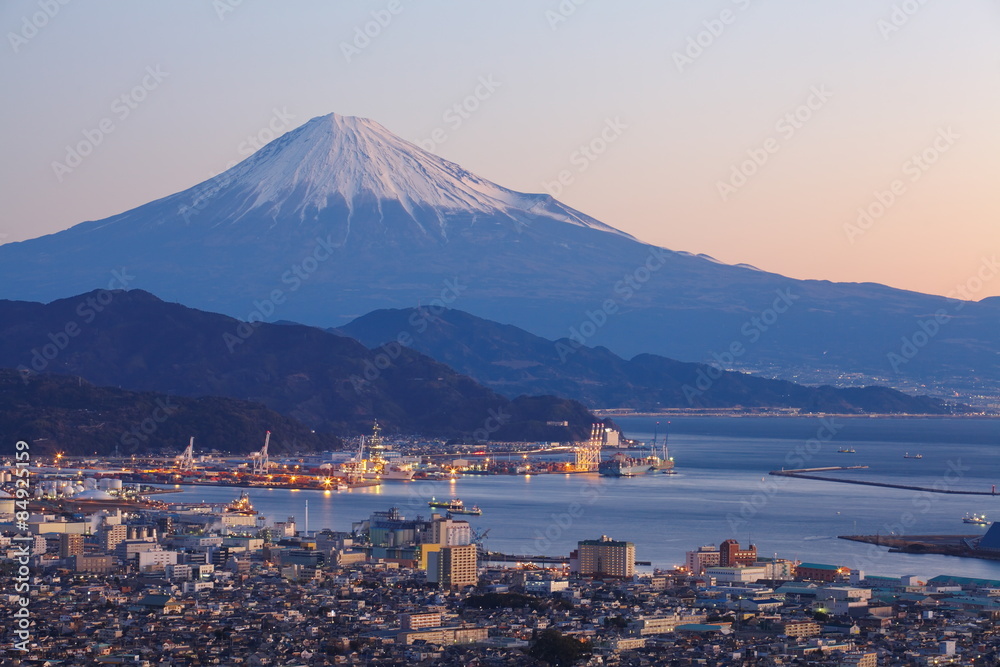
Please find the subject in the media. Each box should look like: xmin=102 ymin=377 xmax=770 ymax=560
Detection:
xmin=771 ymin=467 xmax=997 ymax=496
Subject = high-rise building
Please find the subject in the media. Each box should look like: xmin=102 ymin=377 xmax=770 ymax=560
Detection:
xmin=427 ymin=544 xmax=478 ymax=589
xmin=59 ymin=533 xmax=84 ymax=559
xmin=685 ymin=545 xmax=721 ymax=575
xmin=720 ymin=539 xmax=757 ymax=567
xmin=431 ymin=516 xmax=472 ymax=546
xmin=100 ymin=525 xmax=128 ymax=553
xmin=574 ymin=535 xmax=635 ymax=579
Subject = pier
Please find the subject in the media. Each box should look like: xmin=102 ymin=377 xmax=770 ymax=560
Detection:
xmin=771 ymin=467 xmax=998 ymax=496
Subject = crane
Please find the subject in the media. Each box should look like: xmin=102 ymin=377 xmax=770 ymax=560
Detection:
xmin=177 ymin=436 xmax=196 ymax=470
xmin=252 ymin=431 xmax=271 ymax=475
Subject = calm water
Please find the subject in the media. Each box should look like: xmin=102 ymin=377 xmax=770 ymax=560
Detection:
xmin=165 ymin=417 xmax=1000 ymax=579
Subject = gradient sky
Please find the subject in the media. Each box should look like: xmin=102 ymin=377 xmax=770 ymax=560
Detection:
xmin=2 ymin=1 xmax=998 ymax=298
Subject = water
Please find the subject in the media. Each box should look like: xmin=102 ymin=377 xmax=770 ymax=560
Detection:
xmin=164 ymin=416 xmax=1000 ymax=579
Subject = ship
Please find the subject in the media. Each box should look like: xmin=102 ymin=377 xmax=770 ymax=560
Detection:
xmin=903 ymin=452 xmax=923 ymax=459
xmin=838 ymin=448 xmax=856 ymax=453
xmin=224 ymin=491 xmax=257 ymax=516
xmin=428 ymin=497 xmax=473 ymax=512
xmin=448 ymin=505 xmax=483 ymax=516
xmin=358 ymin=420 xmax=415 ymax=481
xmin=963 ymin=513 xmax=989 ymax=525
xmin=370 ymin=465 xmax=415 ymax=481
xmin=598 ymin=451 xmax=655 ymax=477
xmin=598 ymin=424 xmax=674 ymax=477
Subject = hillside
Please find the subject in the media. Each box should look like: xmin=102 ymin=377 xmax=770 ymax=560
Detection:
xmin=340 ymin=307 xmax=962 ymax=414
xmin=0 ymin=370 xmax=342 ymax=456
xmin=0 ymin=291 xmax=595 ymax=441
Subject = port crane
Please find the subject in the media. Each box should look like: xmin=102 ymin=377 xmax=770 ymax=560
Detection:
xmin=573 ymin=423 xmax=604 ymax=471
xmin=177 ymin=437 xmax=196 ymax=471
xmin=251 ymin=431 xmax=271 ymax=475
xmin=472 ymin=527 xmax=492 ymax=559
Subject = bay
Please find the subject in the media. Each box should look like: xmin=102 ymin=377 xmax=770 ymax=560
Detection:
xmin=164 ymin=416 xmax=1000 ymax=579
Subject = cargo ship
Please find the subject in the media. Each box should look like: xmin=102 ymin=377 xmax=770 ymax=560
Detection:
xmin=598 ymin=452 xmax=653 ymax=477
xmin=598 ymin=424 xmax=675 ymax=477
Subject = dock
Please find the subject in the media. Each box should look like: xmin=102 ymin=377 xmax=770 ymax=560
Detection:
xmin=771 ymin=467 xmax=998 ymax=496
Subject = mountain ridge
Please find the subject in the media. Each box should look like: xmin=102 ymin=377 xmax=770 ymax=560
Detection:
xmin=339 ymin=306 xmax=965 ymax=415
xmin=0 ymin=112 xmax=995 ymax=395
xmin=0 ymin=290 xmax=596 ymax=441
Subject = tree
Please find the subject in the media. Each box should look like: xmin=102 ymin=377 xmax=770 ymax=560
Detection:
xmin=526 ymin=629 xmax=592 ymax=667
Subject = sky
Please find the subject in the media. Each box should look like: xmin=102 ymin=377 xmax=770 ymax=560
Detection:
xmin=2 ymin=0 xmax=998 ymax=299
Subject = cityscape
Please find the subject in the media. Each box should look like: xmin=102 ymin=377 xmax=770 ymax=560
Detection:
xmin=3 ymin=2 xmax=1000 ymax=666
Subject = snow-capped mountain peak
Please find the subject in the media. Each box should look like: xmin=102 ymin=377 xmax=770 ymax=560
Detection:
xmin=211 ymin=112 xmax=632 ymax=240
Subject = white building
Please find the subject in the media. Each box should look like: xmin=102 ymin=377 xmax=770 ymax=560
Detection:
xmin=704 ymin=566 xmax=769 ymax=584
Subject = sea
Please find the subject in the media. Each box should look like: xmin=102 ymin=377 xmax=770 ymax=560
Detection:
xmin=162 ymin=416 xmax=1000 ymax=580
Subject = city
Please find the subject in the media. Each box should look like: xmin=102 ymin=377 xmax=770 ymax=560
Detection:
xmin=3 ymin=3 xmax=999 ymax=665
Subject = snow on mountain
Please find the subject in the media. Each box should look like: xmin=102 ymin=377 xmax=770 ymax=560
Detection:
xmin=185 ymin=112 xmax=634 ymax=242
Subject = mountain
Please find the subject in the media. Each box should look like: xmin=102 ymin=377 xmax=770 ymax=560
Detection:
xmin=0 ymin=369 xmax=342 ymax=457
xmin=340 ymin=307 xmax=962 ymax=414
xmin=0 ymin=290 xmax=595 ymax=441
xmin=0 ymin=113 xmax=996 ymax=396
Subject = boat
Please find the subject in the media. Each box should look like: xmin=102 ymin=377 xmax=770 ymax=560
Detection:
xmin=335 ymin=482 xmax=349 ymax=491
xmin=598 ymin=425 xmax=676 ymax=477
xmin=428 ymin=497 xmax=467 ymax=512
xmin=359 ymin=421 xmax=415 ymax=480
xmin=368 ymin=465 xmax=415 ymax=481
xmin=903 ymin=452 xmax=923 ymax=459
xmin=224 ymin=490 xmax=257 ymax=516
xmin=598 ymin=452 xmax=655 ymax=477
xmin=448 ymin=505 xmax=483 ymax=516
xmin=963 ymin=513 xmax=989 ymax=525
xmin=838 ymin=448 xmax=856 ymax=454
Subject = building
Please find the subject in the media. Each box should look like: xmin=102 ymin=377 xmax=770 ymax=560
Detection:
xmin=137 ymin=549 xmax=178 ymax=570
xmin=798 ymin=562 xmax=851 ymax=583
xmin=574 ymin=535 xmax=635 ymax=579
xmin=397 ymin=625 xmax=489 ymax=646
xmin=74 ymin=555 xmax=115 ymax=574
xmin=400 ymin=612 xmax=441 ymax=631
xmin=704 ymin=565 xmax=769 ymax=584
xmin=427 ymin=544 xmax=478 ymax=589
xmin=59 ymin=533 xmax=84 ymax=559
xmin=430 ymin=515 xmax=472 ymax=546
xmin=839 ymin=651 xmax=878 ymax=667
xmin=100 ymin=524 xmax=128 ymax=553
xmin=720 ymin=539 xmax=757 ymax=567
xmin=780 ymin=620 xmax=821 ymax=638
xmin=685 ymin=545 xmax=721 ymax=576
